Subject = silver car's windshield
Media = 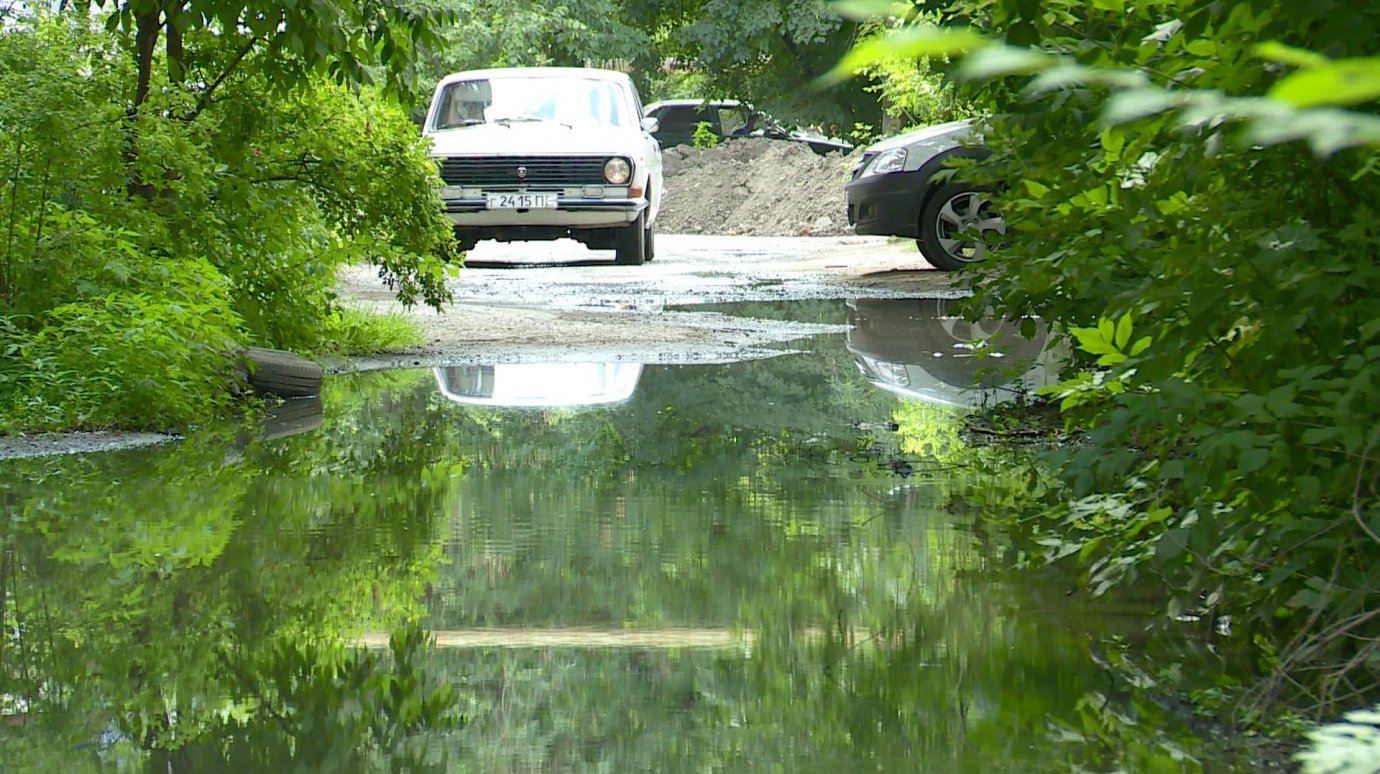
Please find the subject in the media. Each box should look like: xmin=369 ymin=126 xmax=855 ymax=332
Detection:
xmin=433 ymin=77 xmax=630 ymax=131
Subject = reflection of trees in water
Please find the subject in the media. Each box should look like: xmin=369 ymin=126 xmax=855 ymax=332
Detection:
xmin=0 ymin=370 xmax=462 ymax=770
xmin=413 ymin=345 xmax=1222 ymax=770
xmin=0 ymin=356 xmax=1230 ymax=770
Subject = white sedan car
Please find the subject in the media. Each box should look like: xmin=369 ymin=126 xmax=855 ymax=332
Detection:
xmin=424 ymin=67 xmax=664 ymax=265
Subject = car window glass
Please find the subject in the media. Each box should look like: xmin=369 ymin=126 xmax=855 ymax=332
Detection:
xmin=658 ymin=107 xmax=698 ymax=131
xmin=433 ymin=77 xmax=628 ymax=130
xmin=719 ymin=107 xmax=751 ymax=135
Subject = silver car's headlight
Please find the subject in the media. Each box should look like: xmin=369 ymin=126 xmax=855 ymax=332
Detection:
xmin=604 ymin=157 xmax=632 ymax=185
xmin=860 ymin=147 xmax=907 ymax=178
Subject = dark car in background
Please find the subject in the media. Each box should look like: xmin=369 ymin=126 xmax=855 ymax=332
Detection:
xmin=643 ymin=99 xmax=853 ymax=155
xmin=844 ymin=120 xmax=1004 ymax=271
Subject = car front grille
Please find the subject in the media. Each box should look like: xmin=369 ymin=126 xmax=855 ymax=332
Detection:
xmin=438 ymin=156 xmax=613 ymax=187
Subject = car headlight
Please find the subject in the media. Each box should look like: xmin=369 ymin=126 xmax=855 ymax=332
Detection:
xmin=860 ymin=147 xmax=907 ymax=178
xmin=604 ymin=157 xmax=632 ymax=185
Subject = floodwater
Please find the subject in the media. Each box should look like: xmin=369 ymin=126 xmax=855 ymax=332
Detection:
xmin=0 ymin=299 xmax=1241 ymax=771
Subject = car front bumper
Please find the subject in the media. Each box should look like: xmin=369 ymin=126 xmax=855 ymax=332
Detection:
xmin=845 ymin=172 xmax=920 ymax=239
xmin=443 ymin=197 xmax=646 ymax=229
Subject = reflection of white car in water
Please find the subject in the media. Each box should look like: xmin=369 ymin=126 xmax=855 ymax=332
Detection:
xmin=847 ymin=298 xmax=1063 ymax=407
xmin=433 ymin=363 xmax=643 ymax=408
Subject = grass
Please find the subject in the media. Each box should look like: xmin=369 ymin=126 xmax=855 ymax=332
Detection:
xmin=318 ymin=306 xmax=424 ymax=355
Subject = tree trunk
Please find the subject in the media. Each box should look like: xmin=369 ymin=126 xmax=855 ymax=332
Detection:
xmin=166 ymin=0 xmax=185 ymax=85
xmin=133 ymin=5 xmax=162 ymax=111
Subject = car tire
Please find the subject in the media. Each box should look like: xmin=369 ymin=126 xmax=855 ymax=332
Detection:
xmin=258 ymin=396 xmax=325 ymax=442
xmin=244 ymin=347 xmax=323 ymax=398
xmin=917 ymin=184 xmax=1005 ymax=271
xmin=614 ymin=211 xmax=647 ymax=266
xmin=442 ymin=228 xmax=477 ymax=262
xmin=644 ymin=220 xmax=656 ymax=262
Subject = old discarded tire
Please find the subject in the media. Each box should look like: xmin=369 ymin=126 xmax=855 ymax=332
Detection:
xmin=244 ymin=347 xmax=323 ymax=398
xmin=259 ymin=396 xmax=324 ymax=441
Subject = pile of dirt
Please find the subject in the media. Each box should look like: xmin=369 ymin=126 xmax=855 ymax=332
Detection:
xmin=656 ymin=138 xmax=864 ymax=237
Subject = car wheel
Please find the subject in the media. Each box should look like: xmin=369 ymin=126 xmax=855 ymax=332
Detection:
xmin=918 ymin=184 xmax=1005 ymax=271
xmin=644 ymin=220 xmax=656 ymax=262
xmin=442 ymin=228 xmax=477 ymax=262
xmin=614 ymin=211 xmax=647 ymax=266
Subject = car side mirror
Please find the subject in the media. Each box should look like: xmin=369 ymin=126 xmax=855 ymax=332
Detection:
xmin=641 ymin=117 xmax=660 ymax=133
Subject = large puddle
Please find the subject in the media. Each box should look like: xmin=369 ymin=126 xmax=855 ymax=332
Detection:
xmin=0 ymin=299 xmax=1242 ymax=770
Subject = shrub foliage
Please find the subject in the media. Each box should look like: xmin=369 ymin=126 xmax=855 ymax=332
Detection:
xmin=0 ymin=12 xmax=454 ymax=432
xmin=844 ymin=0 xmax=1380 ymax=723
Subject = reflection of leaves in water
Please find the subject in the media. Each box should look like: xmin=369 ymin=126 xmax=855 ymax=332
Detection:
xmin=178 ymin=623 xmax=463 ymax=771
xmin=0 ymin=370 xmax=460 ymax=768
xmin=0 ymin=350 xmax=1244 ymax=770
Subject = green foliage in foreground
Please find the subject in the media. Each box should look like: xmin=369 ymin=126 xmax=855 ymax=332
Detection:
xmin=841 ymin=0 xmax=1380 ymax=724
xmin=1299 ymin=704 xmax=1380 ymax=774
xmin=847 ymin=12 xmax=975 ymax=142
xmin=0 ymin=14 xmax=451 ymax=433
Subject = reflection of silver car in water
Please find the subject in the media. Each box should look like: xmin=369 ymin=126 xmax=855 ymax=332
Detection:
xmin=433 ymin=363 xmax=643 ymax=408
xmin=847 ymin=298 xmax=1062 ymax=407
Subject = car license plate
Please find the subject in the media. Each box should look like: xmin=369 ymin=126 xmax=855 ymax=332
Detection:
xmin=486 ymin=192 xmax=558 ymax=209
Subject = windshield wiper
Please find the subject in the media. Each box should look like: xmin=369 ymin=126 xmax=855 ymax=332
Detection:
xmin=492 ymin=116 xmax=574 ymax=130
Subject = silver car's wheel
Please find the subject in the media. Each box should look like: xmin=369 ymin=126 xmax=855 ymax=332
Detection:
xmin=918 ymin=184 xmax=1006 ymax=271
xmin=614 ymin=211 xmax=647 ymax=266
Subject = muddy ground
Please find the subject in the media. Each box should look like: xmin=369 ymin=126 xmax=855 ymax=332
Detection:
xmin=334 ymin=234 xmax=953 ymax=372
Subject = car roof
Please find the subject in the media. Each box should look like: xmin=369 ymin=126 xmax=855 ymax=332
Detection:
xmin=436 ymin=67 xmax=634 ymax=88
xmin=645 ymin=99 xmax=745 ymax=112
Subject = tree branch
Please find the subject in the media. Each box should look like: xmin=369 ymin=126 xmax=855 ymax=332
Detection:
xmin=190 ymin=35 xmax=263 ymax=121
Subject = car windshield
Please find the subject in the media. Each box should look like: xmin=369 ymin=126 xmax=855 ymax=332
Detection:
xmin=433 ymin=76 xmax=629 ymax=131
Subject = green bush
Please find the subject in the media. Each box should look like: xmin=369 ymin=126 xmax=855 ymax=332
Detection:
xmin=837 ymin=0 xmax=1380 ymax=718
xmin=916 ymin=0 xmax=1380 ymax=715
xmin=1 ymin=260 xmax=242 ymax=432
xmin=0 ymin=14 xmax=452 ymax=432
xmin=691 ymin=120 xmax=719 ymax=148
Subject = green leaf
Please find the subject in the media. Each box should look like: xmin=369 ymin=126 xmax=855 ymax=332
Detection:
xmin=1269 ymin=58 xmax=1380 ymax=107
xmin=1238 ymin=447 xmax=1271 ymax=473
xmin=1114 ymin=314 xmax=1133 ymax=350
xmin=957 ymin=44 xmax=1053 ymax=82
xmin=821 ymin=26 xmax=988 ymax=86
xmin=1098 ymin=316 xmax=1115 ymax=343
xmin=1301 ymin=426 xmax=1338 ymax=445
xmin=1070 ymin=326 xmax=1117 ymax=355
xmin=1100 ymin=88 xmax=1187 ymax=125
xmin=1100 ymin=127 xmax=1126 ymax=156
xmin=830 ymin=0 xmax=913 ymax=20
xmin=1254 ymin=41 xmax=1330 ymax=69
xmin=1156 ymin=528 xmax=1190 ymax=561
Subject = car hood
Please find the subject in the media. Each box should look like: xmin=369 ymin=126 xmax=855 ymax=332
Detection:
xmin=863 ymin=119 xmax=974 ymax=154
xmin=789 ymin=129 xmax=853 ymax=149
xmin=427 ymin=122 xmax=640 ymax=157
